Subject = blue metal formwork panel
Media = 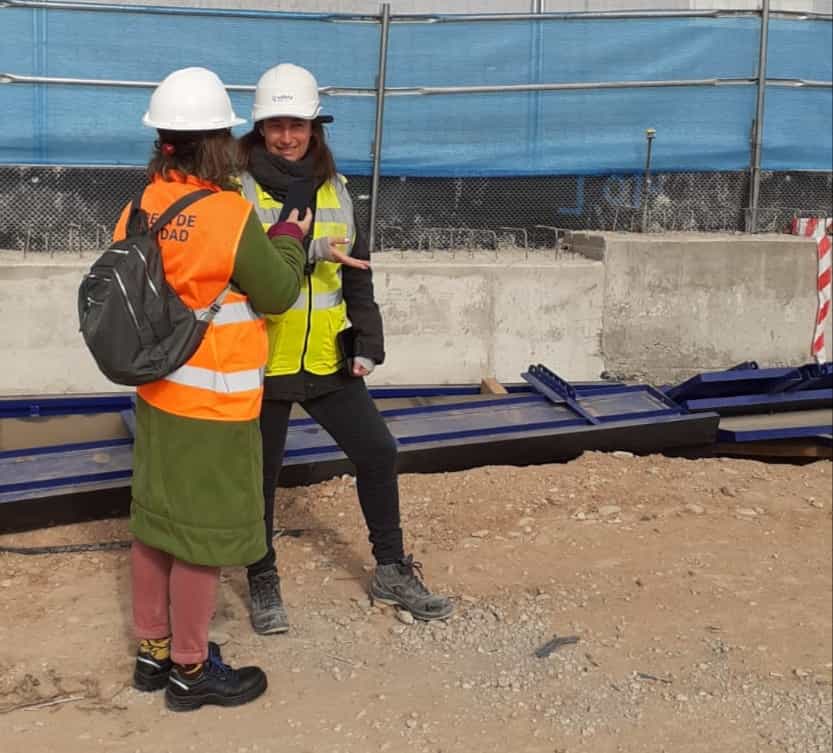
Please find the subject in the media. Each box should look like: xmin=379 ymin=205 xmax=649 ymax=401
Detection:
xmin=668 ymin=362 xmax=833 ymax=415
xmin=279 ymin=410 xmax=718 ymax=489
xmin=283 ymin=395 xmax=581 ymax=464
xmin=0 ymin=380 xmax=628 ymax=419
xmin=579 ymin=388 xmax=681 ymax=423
xmin=665 ymin=365 xmax=804 ymax=402
xmin=0 ymin=375 xmax=719 ymax=532
xmin=0 ymin=439 xmax=133 ymax=504
xmin=0 ymin=385 xmax=523 ymax=418
xmin=280 ymin=367 xmax=703 ymax=468
xmin=0 ymin=393 xmax=714 ymax=502
xmin=789 ymin=363 xmax=833 ymax=393
xmin=717 ymin=409 xmax=833 ymax=443
xmin=682 ymin=389 xmax=833 ymax=415
xmin=0 ymin=394 xmax=134 ymax=419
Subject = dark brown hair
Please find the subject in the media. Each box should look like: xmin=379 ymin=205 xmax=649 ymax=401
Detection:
xmin=237 ymin=120 xmax=337 ymax=183
xmin=148 ymin=129 xmax=239 ymax=190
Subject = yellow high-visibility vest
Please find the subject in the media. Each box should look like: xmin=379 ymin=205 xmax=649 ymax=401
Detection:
xmin=239 ymin=172 xmax=355 ymax=376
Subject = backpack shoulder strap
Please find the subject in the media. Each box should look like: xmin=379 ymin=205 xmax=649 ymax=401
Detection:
xmin=149 ymin=189 xmax=214 ymax=235
xmin=124 ymin=187 xmax=149 ymax=236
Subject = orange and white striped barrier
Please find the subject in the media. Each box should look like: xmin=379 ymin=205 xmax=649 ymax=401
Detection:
xmin=792 ymin=216 xmax=832 ymax=363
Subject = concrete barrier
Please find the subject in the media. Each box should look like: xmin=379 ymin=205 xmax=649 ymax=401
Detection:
xmin=568 ymin=231 xmax=831 ymax=385
xmin=1 ymin=232 xmax=826 ymax=395
xmin=0 ymin=254 xmax=124 ymax=395
xmin=0 ymin=250 xmax=605 ymax=394
xmin=371 ymin=252 xmax=605 ymax=385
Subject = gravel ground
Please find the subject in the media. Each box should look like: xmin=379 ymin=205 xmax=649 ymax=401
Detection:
xmin=0 ymin=451 xmax=830 ymax=753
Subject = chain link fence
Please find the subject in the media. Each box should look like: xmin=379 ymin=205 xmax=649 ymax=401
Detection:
xmin=0 ymin=165 xmax=146 ymax=254
xmin=0 ymin=165 xmax=830 ymax=254
xmin=749 ymin=171 xmax=833 ymax=233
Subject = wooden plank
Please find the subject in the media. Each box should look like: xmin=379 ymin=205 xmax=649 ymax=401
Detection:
xmin=480 ymin=377 xmax=508 ymax=395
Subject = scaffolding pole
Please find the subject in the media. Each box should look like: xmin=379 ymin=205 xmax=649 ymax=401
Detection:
xmin=747 ymin=0 xmax=771 ymax=233
xmin=368 ymin=3 xmax=391 ymax=252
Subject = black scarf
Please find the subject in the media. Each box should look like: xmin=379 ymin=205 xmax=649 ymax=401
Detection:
xmin=247 ymin=143 xmax=317 ymax=202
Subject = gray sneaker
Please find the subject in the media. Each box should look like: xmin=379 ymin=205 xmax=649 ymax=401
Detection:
xmin=248 ymin=570 xmax=290 ymax=635
xmin=370 ymin=555 xmax=455 ymax=621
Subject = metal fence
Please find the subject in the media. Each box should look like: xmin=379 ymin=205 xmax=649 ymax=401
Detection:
xmin=2 ymin=165 xmax=830 ymax=254
xmin=367 ymin=170 xmax=833 ymax=246
xmin=0 ymin=1 xmax=831 ymax=252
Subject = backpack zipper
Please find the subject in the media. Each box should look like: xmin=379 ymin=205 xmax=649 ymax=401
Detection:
xmin=112 ymin=269 xmax=141 ymax=332
xmin=131 ymin=244 xmax=160 ymax=297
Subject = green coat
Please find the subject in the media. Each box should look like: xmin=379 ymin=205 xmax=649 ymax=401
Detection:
xmin=129 ymin=211 xmax=305 ymax=567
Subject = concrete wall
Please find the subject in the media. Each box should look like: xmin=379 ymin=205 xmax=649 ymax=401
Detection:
xmin=0 ymin=257 xmax=122 ymax=395
xmin=1 ymin=232 xmax=827 ymax=395
xmin=568 ymin=231 xmax=832 ymax=385
xmin=372 ymin=253 xmax=605 ymax=385
xmin=0 ymin=250 xmax=605 ymax=395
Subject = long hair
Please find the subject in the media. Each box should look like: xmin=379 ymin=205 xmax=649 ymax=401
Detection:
xmin=237 ymin=120 xmax=337 ymax=183
xmin=148 ymin=129 xmax=239 ymax=190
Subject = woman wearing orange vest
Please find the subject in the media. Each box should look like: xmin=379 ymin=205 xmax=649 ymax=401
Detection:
xmin=117 ymin=67 xmax=310 ymax=712
xmin=238 ymin=64 xmax=454 ymax=635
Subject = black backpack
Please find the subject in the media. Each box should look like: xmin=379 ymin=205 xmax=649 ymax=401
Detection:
xmin=78 ymin=188 xmax=227 ymax=386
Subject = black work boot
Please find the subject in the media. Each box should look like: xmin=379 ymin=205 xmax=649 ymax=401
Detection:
xmin=134 ymin=640 xmax=222 ymax=693
xmin=248 ymin=569 xmax=290 ymax=635
xmin=165 ymin=643 xmax=267 ymax=712
xmin=133 ymin=640 xmax=173 ymax=692
xmin=370 ymin=554 xmax=455 ymax=621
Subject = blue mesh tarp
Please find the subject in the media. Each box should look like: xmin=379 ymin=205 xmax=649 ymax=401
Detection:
xmin=0 ymin=5 xmax=830 ymax=175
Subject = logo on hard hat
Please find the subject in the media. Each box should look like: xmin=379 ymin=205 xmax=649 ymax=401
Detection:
xmin=272 ymin=95 xmax=294 ymax=102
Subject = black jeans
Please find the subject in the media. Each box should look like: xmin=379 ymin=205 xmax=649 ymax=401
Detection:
xmin=247 ymin=378 xmax=403 ymax=577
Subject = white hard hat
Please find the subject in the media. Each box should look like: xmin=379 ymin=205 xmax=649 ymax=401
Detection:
xmin=143 ymin=67 xmax=246 ymax=131
xmin=251 ymin=63 xmax=333 ymax=123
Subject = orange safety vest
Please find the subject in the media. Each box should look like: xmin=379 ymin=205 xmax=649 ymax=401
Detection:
xmin=114 ymin=174 xmax=266 ymax=422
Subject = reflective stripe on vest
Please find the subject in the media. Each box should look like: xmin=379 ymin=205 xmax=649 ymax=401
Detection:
xmin=288 ymin=289 xmax=344 ymax=311
xmin=165 ymin=298 xmax=264 ymax=394
xmin=194 ymin=299 xmax=261 ymax=326
xmin=239 ymin=172 xmax=354 ymax=377
xmin=164 ymin=364 xmax=265 ymax=394
xmin=115 ymin=177 xmax=267 ymax=422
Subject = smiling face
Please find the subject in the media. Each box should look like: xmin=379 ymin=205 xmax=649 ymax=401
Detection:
xmin=260 ymin=116 xmax=313 ymax=162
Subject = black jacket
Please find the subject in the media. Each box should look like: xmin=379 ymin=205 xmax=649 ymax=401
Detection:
xmin=344 ymin=216 xmax=385 ymax=365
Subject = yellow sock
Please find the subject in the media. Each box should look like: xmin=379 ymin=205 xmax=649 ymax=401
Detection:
xmin=139 ymin=637 xmax=171 ymax=661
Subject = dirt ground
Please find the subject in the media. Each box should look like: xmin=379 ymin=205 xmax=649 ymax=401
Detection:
xmin=0 ymin=451 xmax=831 ymax=753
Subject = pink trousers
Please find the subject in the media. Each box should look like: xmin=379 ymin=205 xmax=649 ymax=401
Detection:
xmin=131 ymin=540 xmax=220 ymax=665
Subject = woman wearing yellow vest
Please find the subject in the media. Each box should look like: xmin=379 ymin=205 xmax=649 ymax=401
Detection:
xmin=118 ymin=67 xmax=310 ymax=711
xmin=239 ymin=64 xmax=454 ymax=634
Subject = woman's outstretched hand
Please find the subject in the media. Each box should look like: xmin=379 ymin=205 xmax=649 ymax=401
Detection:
xmin=327 ymin=238 xmax=370 ymax=270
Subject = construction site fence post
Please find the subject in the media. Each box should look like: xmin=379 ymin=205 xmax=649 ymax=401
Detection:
xmin=368 ymin=3 xmax=391 ymax=253
xmin=747 ymin=0 xmax=772 ymax=233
